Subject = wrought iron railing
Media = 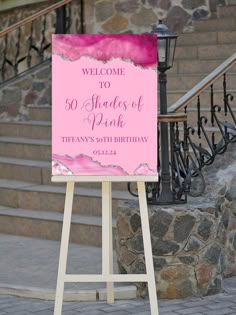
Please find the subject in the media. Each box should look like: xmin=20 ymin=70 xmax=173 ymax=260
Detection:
xmin=0 ymin=0 xmax=83 ymax=84
xmin=169 ymin=53 xmax=236 ymax=176
xmin=128 ymin=53 xmax=236 ymax=203
xmin=167 ymin=53 xmax=236 ymax=201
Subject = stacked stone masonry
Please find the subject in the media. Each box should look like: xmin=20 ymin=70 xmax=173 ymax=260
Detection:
xmin=85 ymin=0 xmax=225 ymax=34
xmin=116 ymin=175 xmax=236 ymax=299
xmin=0 ymin=62 xmax=51 ymax=120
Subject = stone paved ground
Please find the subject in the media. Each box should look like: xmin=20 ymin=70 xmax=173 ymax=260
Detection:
xmin=0 ymin=235 xmax=236 ymax=314
xmin=0 ymin=276 xmax=236 ymax=315
xmin=0 ymin=234 xmax=118 ymax=292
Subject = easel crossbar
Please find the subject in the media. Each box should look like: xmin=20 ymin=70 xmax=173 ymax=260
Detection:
xmin=64 ymin=274 xmax=148 ymax=282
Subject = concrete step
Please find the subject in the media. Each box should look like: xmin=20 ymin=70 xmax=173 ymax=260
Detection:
xmin=0 ymin=206 xmax=109 ymax=246
xmin=177 ymin=30 xmax=236 ymax=46
xmin=198 ymin=43 xmax=236 ymax=60
xmin=217 ymin=5 xmax=236 ymax=18
xmin=170 ymin=59 xmax=236 ymax=75
xmin=175 ymin=43 xmax=236 ymax=60
xmin=0 ymin=179 xmax=133 ymax=217
xmin=226 ymin=0 xmax=236 ymax=6
xmin=167 ymin=72 xmax=236 ymax=91
xmin=0 ymin=156 xmax=50 ymax=184
xmin=0 ymin=121 xmax=51 ymax=139
xmin=28 ymin=105 xmax=51 ymax=121
xmin=0 ymin=137 xmax=51 ymax=161
xmin=0 ymin=155 xmax=133 ymax=190
xmin=167 ymin=89 xmax=236 ymax=107
xmin=193 ymin=17 xmax=236 ymax=32
xmin=0 ymin=234 xmax=137 ymax=298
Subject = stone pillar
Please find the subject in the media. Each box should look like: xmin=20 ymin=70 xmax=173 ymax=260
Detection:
xmin=116 ymin=200 xmax=227 ymax=299
xmin=217 ymin=177 xmax=236 ymax=277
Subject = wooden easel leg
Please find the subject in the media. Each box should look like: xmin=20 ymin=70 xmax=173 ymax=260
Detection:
xmin=54 ymin=181 xmax=75 ymax=315
xmin=102 ymin=181 xmax=114 ymax=304
xmin=137 ymin=181 xmax=159 ymax=315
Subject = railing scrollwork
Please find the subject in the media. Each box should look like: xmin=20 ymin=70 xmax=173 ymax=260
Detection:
xmin=128 ymin=53 xmax=236 ymax=203
xmin=168 ymin=53 xmax=236 ymax=201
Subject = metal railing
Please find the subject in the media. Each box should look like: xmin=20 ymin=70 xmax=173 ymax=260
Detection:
xmin=169 ymin=52 xmax=236 ymax=173
xmin=129 ymin=53 xmax=236 ymax=203
xmin=169 ymin=53 xmax=236 ymax=113
xmin=0 ymin=0 xmax=83 ymax=84
xmin=166 ymin=53 xmax=236 ymax=200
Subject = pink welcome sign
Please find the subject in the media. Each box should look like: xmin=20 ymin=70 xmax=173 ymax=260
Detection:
xmin=52 ymin=34 xmax=158 ymax=177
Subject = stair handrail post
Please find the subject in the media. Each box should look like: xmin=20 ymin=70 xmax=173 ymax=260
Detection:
xmin=56 ymin=5 xmax=67 ymax=34
xmin=151 ymin=20 xmax=178 ymax=204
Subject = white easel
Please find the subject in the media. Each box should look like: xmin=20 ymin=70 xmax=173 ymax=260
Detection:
xmin=52 ymin=175 xmax=159 ymax=315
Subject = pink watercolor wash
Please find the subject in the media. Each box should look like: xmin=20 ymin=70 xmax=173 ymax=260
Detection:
xmin=52 ymin=154 xmax=127 ymax=175
xmin=52 ymin=34 xmax=158 ymax=176
xmin=52 ymin=34 xmax=157 ymax=67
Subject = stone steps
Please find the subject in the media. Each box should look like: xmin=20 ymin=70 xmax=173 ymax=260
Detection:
xmin=0 ymin=205 xmax=108 ymax=246
xmin=217 ymin=5 xmax=236 ymax=18
xmin=175 ymin=43 xmax=236 ymax=61
xmin=168 ymin=25 xmax=236 ymax=109
xmin=177 ymin=30 xmax=236 ymax=46
xmin=170 ymin=58 xmax=236 ymax=75
xmin=0 ymin=156 xmax=50 ymax=184
xmin=0 ymin=121 xmax=51 ymax=139
xmin=0 ymin=177 xmax=135 ymax=246
xmin=226 ymin=0 xmax=236 ymax=5
xmin=0 ymin=117 xmax=134 ymax=245
xmin=168 ymin=26 xmax=236 ymax=122
xmin=28 ymin=105 xmax=51 ymax=121
xmin=0 ymin=137 xmax=51 ymax=161
xmin=0 ymin=179 xmax=133 ymax=217
xmin=168 ymin=72 xmax=236 ymax=91
xmin=193 ymin=16 xmax=236 ymax=32
xmin=0 ymin=152 xmax=129 ymax=190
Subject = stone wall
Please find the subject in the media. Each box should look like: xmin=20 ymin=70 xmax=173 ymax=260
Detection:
xmin=116 ymin=175 xmax=236 ymax=299
xmin=0 ymin=61 xmax=51 ymax=120
xmin=216 ymin=176 xmax=236 ymax=277
xmin=84 ymin=0 xmax=225 ymax=34
xmin=0 ymin=0 xmax=228 ymax=35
